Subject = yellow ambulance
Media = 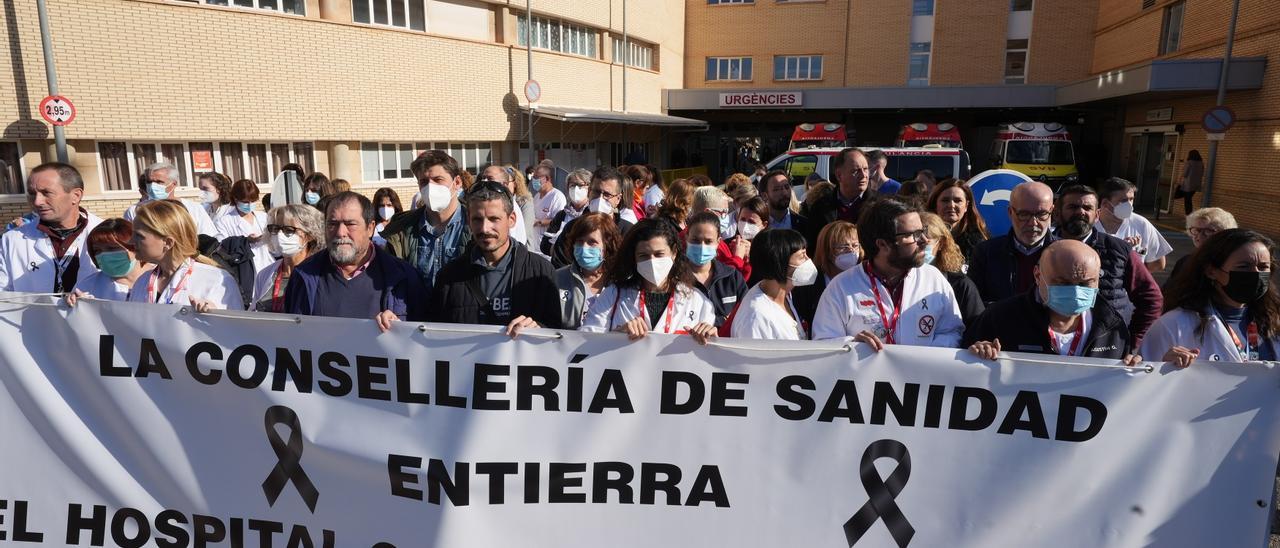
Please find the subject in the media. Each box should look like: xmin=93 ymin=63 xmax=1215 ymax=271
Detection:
xmin=989 ymin=122 xmax=1079 ymax=191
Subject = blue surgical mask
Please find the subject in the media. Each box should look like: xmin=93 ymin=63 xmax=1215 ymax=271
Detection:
xmin=922 ymin=243 xmax=935 ymax=265
xmin=574 ymin=244 xmax=604 ymax=271
xmin=1045 ymin=284 xmax=1098 ymax=316
xmin=236 ymin=202 xmax=253 ymax=214
xmin=530 ymin=178 xmax=543 ymax=194
xmin=304 ymin=191 xmax=320 ymax=205
xmin=147 ymin=183 xmax=169 ymax=201
xmin=685 ymin=243 xmax=717 ymax=266
xmin=95 ymin=250 xmax=135 ymax=278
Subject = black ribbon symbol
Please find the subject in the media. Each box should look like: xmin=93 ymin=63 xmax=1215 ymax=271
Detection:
xmin=261 ymin=405 xmax=319 ymax=513
xmin=844 ymin=439 xmax=914 ymax=547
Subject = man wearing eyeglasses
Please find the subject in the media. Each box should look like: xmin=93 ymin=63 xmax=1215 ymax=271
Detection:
xmin=431 ymin=179 xmax=562 ymax=335
xmin=812 ymin=198 xmax=964 ymax=349
xmin=547 ymin=166 xmax=634 ymax=268
xmin=967 ymin=181 xmax=1059 ymax=305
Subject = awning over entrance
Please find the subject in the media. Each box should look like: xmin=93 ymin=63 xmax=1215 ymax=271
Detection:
xmin=521 ymin=105 xmax=709 ymax=129
xmin=1055 ymin=57 xmax=1267 ymax=106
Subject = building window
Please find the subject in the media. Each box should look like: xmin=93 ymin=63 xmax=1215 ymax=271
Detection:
xmin=706 ymin=57 xmax=753 ymax=81
xmin=613 ymin=38 xmax=655 ymax=70
xmin=1159 ymin=1 xmax=1184 ymax=55
xmin=361 ymin=142 xmax=493 ymax=183
xmin=1010 ymin=0 xmax=1033 ymax=11
xmin=98 ymin=142 xmax=131 ymax=192
xmin=97 ymin=141 xmax=312 ymax=192
xmin=908 ymin=42 xmax=931 ymax=86
xmin=912 ymin=0 xmax=933 ymax=15
xmin=1004 ymin=39 xmax=1028 ymax=84
xmin=517 ymin=15 xmax=599 ymax=58
xmin=708 ymin=0 xmax=753 ymax=4
xmin=194 ymin=0 xmax=305 ymax=14
xmin=0 ymin=142 xmax=22 ymax=195
xmin=773 ymin=55 xmax=822 ymax=81
xmin=353 ymin=0 xmax=426 ymax=31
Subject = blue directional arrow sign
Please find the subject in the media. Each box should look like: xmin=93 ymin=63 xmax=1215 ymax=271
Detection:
xmin=966 ymin=169 xmax=1033 ymax=237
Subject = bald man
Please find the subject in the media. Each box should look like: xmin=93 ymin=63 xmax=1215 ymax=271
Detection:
xmin=963 ymin=240 xmax=1141 ymax=365
xmin=966 ymin=181 xmax=1059 ymax=304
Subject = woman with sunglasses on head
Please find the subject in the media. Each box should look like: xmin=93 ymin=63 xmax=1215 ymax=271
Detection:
xmin=251 ymin=205 xmax=326 ymax=313
xmin=579 ymin=218 xmax=718 ymax=344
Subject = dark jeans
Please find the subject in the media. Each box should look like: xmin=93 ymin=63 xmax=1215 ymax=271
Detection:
xmin=1175 ymin=188 xmax=1196 ymax=215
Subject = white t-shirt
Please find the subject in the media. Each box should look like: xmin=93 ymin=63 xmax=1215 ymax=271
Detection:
xmin=643 ymin=185 xmax=665 ymax=212
xmin=511 ymin=203 xmax=530 ymax=247
xmin=1095 ymin=213 xmax=1172 ymax=264
xmin=214 ymin=211 xmax=274 ymax=274
xmin=1048 ymin=309 xmax=1093 ymax=356
xmin=124 ymin=198 xmax=220 ymax=239
xmin=77 ymin=270 xmax=134 ymax=302
xmin=536 ymin=188 xmax=568 ymax=223
xmin=127 ymin=259 xmax=243 ymax=310
xmin=730 ymin=283 xmax=806 ymax=340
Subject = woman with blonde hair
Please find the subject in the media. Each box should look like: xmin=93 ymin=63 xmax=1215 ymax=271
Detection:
xmin=126 ymin=200 xmax=242 ymax=311
xmin=793 ymin=220 xmax=860 ymax=327
xmin=920 ymin=211 xmax=984 ymax=326
xmin=656 ymin=179 xmax=695 ymax=231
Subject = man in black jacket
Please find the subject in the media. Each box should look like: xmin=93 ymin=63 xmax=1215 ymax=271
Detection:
xmin=431 ymin=180 xmax=563 ymax=334
xmin=802 ymin=148 xmax=875 ymax=246
xmin=966 ymin=181 xmax=1057 ymax=304
xmin=964 ymin=240 xmax=1141 ymax=364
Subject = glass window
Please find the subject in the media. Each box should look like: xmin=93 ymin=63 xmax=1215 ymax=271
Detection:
xmin=913 ymin=0 xmax=933 ymax=15
xmin=1010 ymin=0 xmax=1033 ymax=11
xmin=381 ymin=144 xmax=398 ymax=180
xmin=773 ymin=55 xmax=822 ymax=80
xmin=708 ymin=0 xmax=753 ymax=3
xmin=1004 ymin=39 xmax=1028 ymax=84
xmin=98 ymin=142 xmax=131 ymax=192
xmin=707 ymin=56 xmax=752 ymax=81
xmin=353 ymin=0 xmax=370 ymax=23
xmin=293 ymin=142 xmax=315 ymax=174
xmin=132 ymin=144 xmax=157 ymax=185
xmin=270 ymin=144 xmax=290 ymax=178
xmin=362 ymin=143 xmax=380 ymax=183
xmin=390 ymin=0 xmax=406 ymax=27
xmin=220 ymin=142 xmax=244 ymax=181
xmin=0 ymin=142 xmax=20 ymax=195
xmin=1005 ymin=141 xmax=1075 ymax=165
xmin=398 ymin=144 xmax=414 ymax=179
xmin=908 ymin=42 xmax=931 ymax=86
xmin=247 ymin=144 xmax=269 ymax=185
xmin=372 ymin=0 xmax=388 ymax=25
xmin=1159 ymin=1 xmax=1184 ymax=55
xmin=160 ymin=144 xmax=190 ymax=186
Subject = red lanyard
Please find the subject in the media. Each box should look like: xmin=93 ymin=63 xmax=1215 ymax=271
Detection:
xmin=1223 ymin=321 xmax=1260 ymax=358
xmin=270 ymin=267 xmax=287 ymax=313
xmin=864 ymin=262 xmax=903 ymax=344
xmin=148 ymin=260 xmax=195 ymax=305
xmin=1047 ymin=320 xmax=1085 ymax=356
xmin=638 ymin=290 xmax=680 ymax=334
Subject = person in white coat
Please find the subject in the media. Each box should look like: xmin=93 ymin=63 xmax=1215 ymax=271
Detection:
xmin=580 ymin=218 xmax=718 ymax=343
xmin=812 ymin=198 xmax=965 ymax=349
xmin=731 ymin=228 xmax=816 ymax=340
xmin=1141 ymin=229 xmax=1280 ymax=366
xmin=125 ymin=199 xmax=242 ymax=311
xmin=122 ymin=161 xmax=219 ymax=238
xmin=213 ymin=178 xmax=274 ymax=274
xmin=0 ymin=162 xmax=102 ymax=293
xmin=251 ymin=205 xmax=324 ymax=313
xmin=66 ymin=219 xmax=151 ymax=304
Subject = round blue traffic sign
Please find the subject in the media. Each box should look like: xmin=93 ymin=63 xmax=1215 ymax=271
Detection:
xmin=966 ymin=169 xmax=1033 ymax=237
xmin=1202 ymin=106 xmax=1236 ymax=133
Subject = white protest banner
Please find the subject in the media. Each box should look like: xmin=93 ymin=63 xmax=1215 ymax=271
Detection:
xmin=1 ymin=294 xmax=1280 ymax=547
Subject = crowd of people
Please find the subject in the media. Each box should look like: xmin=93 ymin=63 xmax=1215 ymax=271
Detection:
xmin=0 ymin=146 xmax=1272 ymax=369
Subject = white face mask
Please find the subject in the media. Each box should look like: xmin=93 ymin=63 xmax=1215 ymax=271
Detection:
xmin=568 ymin=186 xmax=589 ymax=204
xmin=790 ymin=259 xmax=819 ymax=287
xmin=199 ymin=189 xmax=218 ymax=204
xmin=1112 ymin=201 xmax=1134 ymax=220
xmin=378 ymin=206 xmax=396 ymax=221
xmin=424 ymin=183 xmax=454 ymax=213
xmin=737 ymin=220 xmax=762 ymax=241
xmin=271 ymin=232 xmax=305 ymax=257
xmin=834 ymin=251 xmax=861 ymax=272
xmin=637 ymin=256 xmax=674 ymax=288
xmin=588 ymin=197 xmax=614 ymax=215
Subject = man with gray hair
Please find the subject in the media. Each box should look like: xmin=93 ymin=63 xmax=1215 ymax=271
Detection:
xmin=0 ymin=162 xmax=103 ymax=293
xmin=431 ymin=179 xmax=562 ymax=334
xmin=122 ymin=161 xmax=218 ymax=238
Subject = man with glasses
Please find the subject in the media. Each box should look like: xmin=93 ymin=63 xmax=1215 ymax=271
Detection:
xmin=431 ymin=179 xmax=562 ymax=334
xmin=967 ymin=181 xmax=1059 ymax=305
xmin=812 ymin=198 xmax=964 ymax=349
xmin=1053 ymin=185 xmax=1162 ymax=345
xmin=381 ymin=150 xmax=472 ymax=297
xmin=547 ymin=166 xmax=635 ymax=268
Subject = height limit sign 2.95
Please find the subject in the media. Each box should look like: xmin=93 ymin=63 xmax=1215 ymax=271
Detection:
xmin=39 ymin=95 xmax=76 ymax=126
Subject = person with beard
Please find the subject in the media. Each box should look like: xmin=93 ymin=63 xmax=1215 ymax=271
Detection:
xmin=966 ymin=181 xmax=1058 ymax=305
xmin=965 ymin=240 xmax=1141 ymax=364
xmin=431 ymin=180 xmax=562 ymax=335
xmin=762 ymin=170 xmax=809 ymax=240
xmin=283 ymin=192 xmax=426 ymax=332
xmin=1142 ymin=229 xmax=1280 ymax=366
xmin=1054 ymin=185 xmax=1162 ymax=346
xmin=811 ymin=198 xmax=964 ymax=349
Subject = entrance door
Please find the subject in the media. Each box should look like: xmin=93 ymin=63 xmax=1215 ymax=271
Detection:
xmin=1124 ymin=133 xmax=1171 ymax=213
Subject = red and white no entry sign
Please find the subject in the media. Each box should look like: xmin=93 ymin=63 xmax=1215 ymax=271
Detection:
xmin=39 ymin=95 xmax=76 ymax=126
